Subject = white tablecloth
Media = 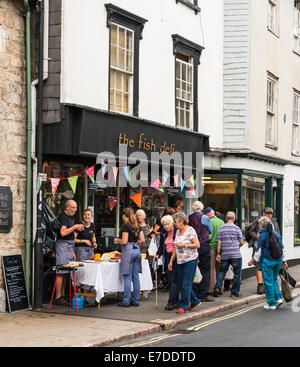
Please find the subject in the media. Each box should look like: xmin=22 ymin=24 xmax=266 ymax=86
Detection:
xmin=74 ymin=259 xmax=153 ymax=302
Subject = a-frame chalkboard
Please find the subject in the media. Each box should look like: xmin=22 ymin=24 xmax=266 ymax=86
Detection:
xmin=2 ymin=254 xmax=29 ymax=312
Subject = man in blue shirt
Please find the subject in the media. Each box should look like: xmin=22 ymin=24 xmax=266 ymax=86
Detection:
xmin=189 ymin=201 xmax=214 ymax=302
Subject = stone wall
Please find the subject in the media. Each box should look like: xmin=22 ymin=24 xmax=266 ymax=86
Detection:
xmin=0 ymin=0 xmax=27 ymax=312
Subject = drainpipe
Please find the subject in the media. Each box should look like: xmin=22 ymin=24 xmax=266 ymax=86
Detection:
xmin=24 ymin=0 xmax=33 ymax=294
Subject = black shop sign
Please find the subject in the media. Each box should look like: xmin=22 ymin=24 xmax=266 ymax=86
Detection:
xmin=2 ymin=254 xmax=29 ymax=312
xmin=0 ymin=186 xmax=12 ymax=233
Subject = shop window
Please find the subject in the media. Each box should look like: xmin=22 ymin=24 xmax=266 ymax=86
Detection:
xmin=105 ymin=3 xmax=147 ymax=117
xmin=242 ymin=175 xmax=265 ymax=228
xmin=294 ymin=184 xmax=300 ymax=246
xmin=292 ymin=89 xmax=300 ymax=155
xmin=201 ymin=174 xmax=238 ymax=221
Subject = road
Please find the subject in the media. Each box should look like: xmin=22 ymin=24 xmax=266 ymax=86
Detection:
xmin=114 ymin=292 xmax=300 ymax=347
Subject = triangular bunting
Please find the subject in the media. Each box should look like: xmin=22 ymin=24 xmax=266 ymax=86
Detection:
xmin=36 ymin=176 xmax=42 ymax=194
xmin=85 ymin=166 xmax=95 ymax=183
xmin=162 ymin=170 xmax=169 ymax=186
xmin=180 ymin=178 xmax=185 ymax=192
xmin=123 ymin=166 xmax=130 ymax=182
xmin=190 ymin=174 xmax=195 ymax=187
xmin=173 ymin=174 xmax=179 ymax=187
xmin=108 ymin=196 xmax=119 ymax=211
xmin=188 ymin=186 xmax=196 ymax=197
xmin=150 ymin=178 xmax=164 ymax=192
xmin=130 ymin=191 xmax=142 ymax=208
xmin=50 ymin=178 xmax=60 ymax=196
xmin=112 ymin=166 xmax=119 ymax=184
xmin=68 ymin=176 xmax=78 ymax=194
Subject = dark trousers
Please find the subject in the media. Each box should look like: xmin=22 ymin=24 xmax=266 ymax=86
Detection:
xmin=193 ymin=241 xmax=211 ymax=300
xmin=165 ymin=252 xmax=180 ymax=306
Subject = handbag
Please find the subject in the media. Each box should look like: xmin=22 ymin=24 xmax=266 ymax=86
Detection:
xmin=280 ymin=268 xmax=296 ymax=288
xmin=279 ymin=272 xmax=293 ymax=303
xmin=193 ymin=266 xmax=202 ymax=284
xmin=148 ymin=237 xmax=158 ymax=257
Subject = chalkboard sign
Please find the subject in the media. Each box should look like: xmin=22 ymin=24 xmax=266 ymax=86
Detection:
xmin=2 ymin=254 xmax=29 ymax=312
xmin=0 ymin=186 xmax=12 ymax=233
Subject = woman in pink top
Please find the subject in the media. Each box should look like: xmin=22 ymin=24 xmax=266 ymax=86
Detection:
xmin=156 ymin=215 xmax=179 ymax=310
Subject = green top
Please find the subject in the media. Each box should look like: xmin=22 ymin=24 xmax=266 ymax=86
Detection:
xmin=209 ymin=216 xmax=225 ymax=251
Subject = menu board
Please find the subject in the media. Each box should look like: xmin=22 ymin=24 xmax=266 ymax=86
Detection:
xmin=2 ymin=254 xmax=29 ymax=312
xmin=0 ymin=187 xmax=12 ymax=233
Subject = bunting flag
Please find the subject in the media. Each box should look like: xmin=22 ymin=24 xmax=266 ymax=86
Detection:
xmin=123 ymin=166 xmax=130 ymax=182
xmin=36 ymin=176 xmax=42 ymax=194
xmin=130 ymin=191 xmax=142 ymax=208
xmin=112 ymin=166 xmax=119 ymax=184
xmin=173 ymin=174 xmax=179 ymax=187
xmin=188 ymin=186 xmax=196 ymax=197
xmin=162 ymin=170 xmax=169 ymax=186
xmin=180 ymin=178 xmax=185 ymax=192
xmin=108 ymin=196 xmax=119 ymax=211
xmin=150 ymin=178 xmax=164 ymax=192
xmin=189 ymin=174 xmax=195 ymax=187
xmin=85 ymin=166 xmax=95 ymax=183
xmin=68 ymin=176 xmax=78 ymax=194
xmin=50 ymin=178 xmax=60 ymax=196
xmin=101 ymin=163 xmax=107 ymax=178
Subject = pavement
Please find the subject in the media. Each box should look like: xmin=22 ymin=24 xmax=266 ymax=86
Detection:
xmin=1 ymin=265 xmax=300 ymax=347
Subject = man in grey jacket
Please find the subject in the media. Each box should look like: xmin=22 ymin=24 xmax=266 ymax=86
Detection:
xmin=248 ymin=207 xmax=280 ymax=295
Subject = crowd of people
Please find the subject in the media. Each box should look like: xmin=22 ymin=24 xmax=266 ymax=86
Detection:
xmin=52 ymin=199 xmax=287 ymax=312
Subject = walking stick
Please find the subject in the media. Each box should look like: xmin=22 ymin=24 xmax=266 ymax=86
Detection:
xmin=154 ymin=257 xmax=158 ymax=309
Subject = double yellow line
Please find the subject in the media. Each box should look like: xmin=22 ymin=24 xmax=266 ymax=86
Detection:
xmin=121 ymin=302 xmax=265 ymax=347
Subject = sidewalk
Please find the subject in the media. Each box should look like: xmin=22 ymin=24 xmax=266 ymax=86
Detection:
xmin=1 ymin=265 xmax=299 ymax=347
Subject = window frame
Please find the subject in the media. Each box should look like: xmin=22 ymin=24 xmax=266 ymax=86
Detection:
xmin=294 ymin=182 xmax=300 ymax=246
xmin=265 ymin=72 xmax=279 ymax=149
xmin=292 ymin=89 xmax=300 ymax=155
xmin=172 ymin=34 xmax=204 ymax=133
xmin=267 ymin=0 xmax=279 ymax=37
xmin=105 ymin=3 xmax=148 ymax=117
xmin=175 ymin=0 xmax=201 ymax=14
xmin=293 ymin=1 xmax=300 ymax=55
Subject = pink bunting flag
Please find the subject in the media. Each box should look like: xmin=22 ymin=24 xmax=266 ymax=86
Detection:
xmin=112 ymin=166 xmax=119 ymax=184
xmin=108 ymin=196 xmax=119 ymax=211
xmin=150 ymin=178 xmax=164 ymax=192
xmin=173 ymin=174 xmax=179 ymax=187
xmin=85 ymin=166 xmax=95 ymax=183
xmin=50 ymin=178 xmax=60 ymax=196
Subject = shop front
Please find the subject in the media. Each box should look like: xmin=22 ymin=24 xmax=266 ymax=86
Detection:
xmin=201 ymin=168 xmax=283 ymax=233
xmin=40 ymin=104 xmax=209 ymax=302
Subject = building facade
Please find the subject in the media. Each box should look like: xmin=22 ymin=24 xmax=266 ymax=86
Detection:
xmin=203 ymin=0 xmax=300 ymax=269
xmin=0 ymin=0 xmax=28 ymax=311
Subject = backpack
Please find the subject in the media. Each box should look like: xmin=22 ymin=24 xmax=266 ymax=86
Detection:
xmin=268 ymin=232 xmax=283 ymax=259
xmin=245 ymin=225 xmax=252 ymax=243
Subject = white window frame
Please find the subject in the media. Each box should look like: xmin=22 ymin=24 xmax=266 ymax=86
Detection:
xmin=267 ymin=0 xmax=279 ymax=36
xmin=292 ymin=90 xmax=300 ymax=155
xmin=266 ymin=73 xmax=278 ymax=148
xmin=293 ymin=2 xmax=300 ymax=55
xmin=109 ymin=23 xmax=134 ymax=115
xmin=175 ymin=54 xmax=194 ymax=131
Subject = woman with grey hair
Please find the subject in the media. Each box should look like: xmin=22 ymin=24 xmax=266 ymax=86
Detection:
xmin=168 ymin=212 xmax=201 ymax=313
xmin=135 ymin=209 xmax=151 ymax=256
xmin=156 ymin=215 xmax=179 ymax=310
xmin=253 ymin=216 xmax=287 ymax=310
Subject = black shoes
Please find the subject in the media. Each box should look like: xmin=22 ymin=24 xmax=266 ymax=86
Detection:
xmin=117 ymin=302 xmax=130 ymax=307
xmin=200 ymin=297 xmax=215 ymax=302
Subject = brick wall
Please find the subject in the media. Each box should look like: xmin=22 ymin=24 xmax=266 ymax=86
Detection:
xmin=0 ymin=0 xmax=27 ymax=311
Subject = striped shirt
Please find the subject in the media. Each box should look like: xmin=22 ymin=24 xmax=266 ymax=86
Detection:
xmin=217 ymin=223 xmax=243 ymax=259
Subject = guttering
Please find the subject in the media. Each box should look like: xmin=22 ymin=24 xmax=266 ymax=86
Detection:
xmin=24 ymin=0 xmax=32 ymax=294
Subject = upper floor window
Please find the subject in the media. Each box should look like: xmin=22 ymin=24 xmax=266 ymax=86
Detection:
xmin=109 ymin=23 xmax=134 ymax=114
xmin=266 ymin=73 xmax=278 ymax=148
xmin=172 ymin=34 xmax=204 ymax=132
xmin=292 ymin=90 xmax=300 ymax=154
xmin=293 ymin=1 xmax=300 ymax=54
xmin=175 ymin=0 xmax=201 ymax=14
xmin=176 ymin=53 xmax=193 ymax=130
xmin=267 ymin=0 xmax=279 ymax=35
xmin=105 ymin=3 xmax=147 ymax=117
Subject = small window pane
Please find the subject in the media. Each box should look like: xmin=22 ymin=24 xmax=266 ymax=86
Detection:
xmin=119 ymin=27 xmax=125 ymax=48
xmin=111 ymin=45 xmax=117 ymax=68
xmin=111 ymin=24 xmax=118 ymax=45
